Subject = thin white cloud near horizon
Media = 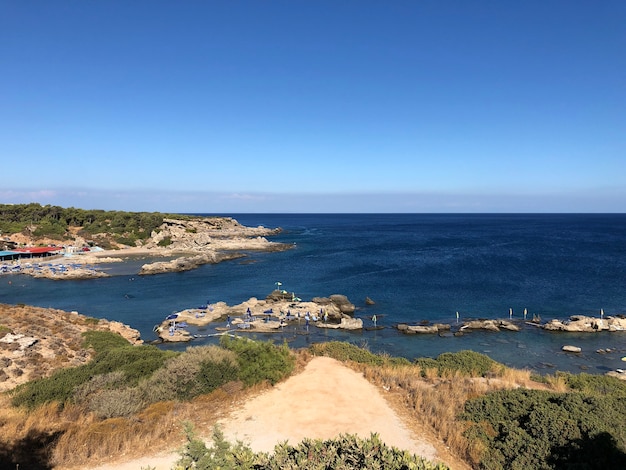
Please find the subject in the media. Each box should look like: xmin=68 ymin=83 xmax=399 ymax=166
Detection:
xmin=1 ymin=187 xmax=624 ymax=214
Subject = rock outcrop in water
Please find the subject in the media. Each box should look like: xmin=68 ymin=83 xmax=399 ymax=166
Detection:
xmin=154 ymin=291 xmax=360 ymax=342
xmin=541 ymin=315 xmax=626 ymax=332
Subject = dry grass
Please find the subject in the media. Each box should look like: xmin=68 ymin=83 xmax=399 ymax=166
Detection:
xmin=2 ymin=336 xmax=558 ymax=470
xmin=52 ymin=380 xmax=273 ymax=468
xmin=354 ymin=360 xmax=553 ymax=468
xmin=0 ymin=376 xmax=274 ymax=469
xmin=544 ymin=373 xmax=569 ymax=392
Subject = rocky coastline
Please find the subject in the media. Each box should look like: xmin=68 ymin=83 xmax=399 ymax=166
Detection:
xmin=1 ymin=216 xmax=292 ymax=279
xmin=154 ymin=291 xmax=360 ymax=342
xmin=397 ymin=314 xmax=626 ymax=336
xmin=0 ymin=303 xmax=142 ymax=392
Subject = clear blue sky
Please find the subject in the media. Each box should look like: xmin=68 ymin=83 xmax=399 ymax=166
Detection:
xmin=1 ymin=1 xmax=624 ymax=212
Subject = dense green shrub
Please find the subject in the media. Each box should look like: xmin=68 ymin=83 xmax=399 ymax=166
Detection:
xmin=309 ymin=341 xmax=411 ymax=366
xmin=88 ymin=345 xmax=175 ymax=386
xmin=177 ymin=425 xmax=449 ymax=470
xmin=177 ymin=424 xmax=256 ymax=470
xmin=462 ymin=388 xmax=626 ymax=469
xmin=0 ymin=203 xmax=192 ymax=241
xmin=196 ymin=357 xmax=239 ymax=393
xmin=157 ymin=236 xmax=172 ymax=247
xmin=32 ymin=219 xmax=66 ymax=237
xmin=82 ymin=330 xmax=131 ymax=354
xmin=415 ymin=350 xmax=497 ymax=377
xmin=10 ymin=344 xmax=175 ymax=409
xmin=310 ymin=341 xmax=385 ymax=365
xmin=139 ymin=346 xmax=239 ymax=402
xmin=10 ymin=364 xmax=94 ymax=409
xmin=220 ymin=336 xmax=294 ymax=386
xmin=560 ymin=371 xmax=626 ymax=397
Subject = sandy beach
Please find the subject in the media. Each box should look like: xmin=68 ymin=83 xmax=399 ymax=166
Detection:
xmin=83 ymin=356 xmax=465 ymax=470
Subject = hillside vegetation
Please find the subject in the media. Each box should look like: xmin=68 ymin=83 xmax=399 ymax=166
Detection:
xmin=310 ymin=342 xmax=626 ymax=469
xmin=0 ymin=202 xmax=191 ymax=248
xmin=2 ymin=327 xmax=626 ymax=469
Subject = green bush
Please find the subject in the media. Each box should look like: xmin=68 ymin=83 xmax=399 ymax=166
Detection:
xmin=139 ymin=346 xmax=239 ymax=402
xmin=88 ymin=345 xmax=175 ymax=386
xmin=10 ymin=344 xmax=175 ymax=410
xmin=415 ymin=350 xmax=497 ymax=377
xmin=157 ymin=236 xmax=172 ymax=247
xmin=177 ymin=425 xmax=449 ymax=470
xmin=309 ymin=341 xmax=411 ymax=366
xmin=462 ymin=388 xmax=626 ymax=469
xmin=10 ymin=365 xmax=94 ymax=410
xmin=196 ymin=358 xmax=239 ymax=394
xmin=560 ymin=371 xmax=626 ymax=397
xmin=177 ymin=424 xmax=256 ymax=470
xmin=220 ymin=336 xmax=294 ymax=386
xmin=310 ymin=341 xmax=385 ymax=365
xmin=82 ymin=330 xmax=130 ymax=354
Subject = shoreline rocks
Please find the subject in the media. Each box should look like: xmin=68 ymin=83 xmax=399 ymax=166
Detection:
xmin=3 ymin=216 xmax=292 ymax=279
xmin=138 ymin=251 xmax=245 ymax=275
xmin=154 ymin=291 xmax=359 ymax=342
xmin=542 ymin=315 xmax=626 ymax=332
xmin=397 ymin=319 xmax=521 ymax=335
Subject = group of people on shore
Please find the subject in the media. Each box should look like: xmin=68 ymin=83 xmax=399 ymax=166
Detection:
xmin=1 ymin=258 xmax=102 ymax=280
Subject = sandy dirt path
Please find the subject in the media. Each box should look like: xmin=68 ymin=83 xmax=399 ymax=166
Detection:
xmin=84 ymin=357 xmax=443 ymax=470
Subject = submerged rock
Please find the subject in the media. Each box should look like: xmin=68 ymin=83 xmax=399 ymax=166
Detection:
xmin=397 ymin=323 xmax=449 ymax=334
xmin=461 ymin=319 xmax=520 ymax=332
xmin=317 ymin=317 xmax=363 ymax=330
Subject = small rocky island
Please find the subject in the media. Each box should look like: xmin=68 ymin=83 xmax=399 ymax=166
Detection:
xmin=154 ymin=291 xmax=361 ymax=342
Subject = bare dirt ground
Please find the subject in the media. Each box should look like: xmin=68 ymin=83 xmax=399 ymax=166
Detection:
xmin=85 ymin=356 xmax=465 ymax=470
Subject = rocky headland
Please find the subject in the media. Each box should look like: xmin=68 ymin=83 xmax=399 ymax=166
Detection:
xmin=2 ymin=216 xmax=292 ymax=279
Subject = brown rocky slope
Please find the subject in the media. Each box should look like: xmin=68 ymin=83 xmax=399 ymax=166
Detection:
xmin=0 ymin=303 xmax=141 ymax=393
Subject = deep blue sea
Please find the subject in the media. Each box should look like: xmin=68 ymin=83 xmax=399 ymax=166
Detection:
xmin=2 ymin=214 xmax=626 ymax=375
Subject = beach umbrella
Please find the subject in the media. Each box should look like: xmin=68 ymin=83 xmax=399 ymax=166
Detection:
xmin=165 ymin=314 xmax=178 ymax=320
xmin=275 ymin=281 xmax=282 ymax=291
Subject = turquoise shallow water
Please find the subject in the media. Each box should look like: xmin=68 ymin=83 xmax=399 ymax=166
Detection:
xmin=2 ymin=213 xmax=626 ymax=374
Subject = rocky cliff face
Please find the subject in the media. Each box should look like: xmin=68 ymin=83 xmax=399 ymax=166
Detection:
xmin=144 ymin=217 xmax=282 ymax=251
xmin=137 ymin=217 xmax=291 ymax=275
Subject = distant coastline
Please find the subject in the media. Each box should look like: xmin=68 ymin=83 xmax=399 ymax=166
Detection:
xmin=2 ymin=213 xmax=292 ymax=279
